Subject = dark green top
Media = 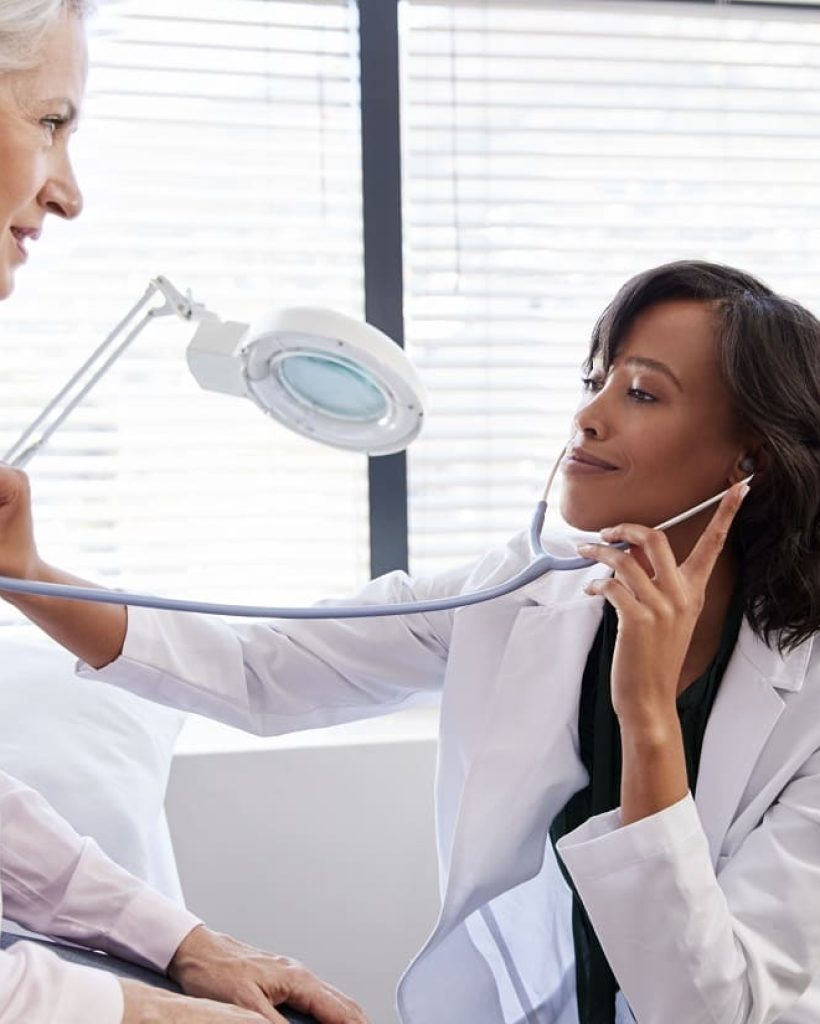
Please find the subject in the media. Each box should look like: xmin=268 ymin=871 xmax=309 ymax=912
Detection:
xmin=548 ymin=593 xmax=745 ymax=1024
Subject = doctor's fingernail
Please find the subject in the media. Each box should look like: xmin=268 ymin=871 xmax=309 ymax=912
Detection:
xmin=576 ymin=543 xmax=595 ymax=556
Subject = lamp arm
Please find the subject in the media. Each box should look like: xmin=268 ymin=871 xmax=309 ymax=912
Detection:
xmin=2 ymin=277 xmax=216 ymax=469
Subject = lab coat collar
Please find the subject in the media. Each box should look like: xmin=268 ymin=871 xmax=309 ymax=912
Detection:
xmin=696 ymin=622 xmax=813 ymax=863
xmin=732 ymin=619 xmax=814 ymax=694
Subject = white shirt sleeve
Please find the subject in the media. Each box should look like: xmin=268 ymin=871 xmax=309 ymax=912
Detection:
xmin=0 ymin=771 xmax=201 ymax=1023
xmin=0 ymin=941 xmax=123 ymax=1024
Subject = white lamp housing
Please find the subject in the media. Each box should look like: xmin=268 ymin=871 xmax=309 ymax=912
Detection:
xmin=2 ymin=278 xmax=426 ymax=470
xmin=186 ymin=307 xmax=425 ymax=455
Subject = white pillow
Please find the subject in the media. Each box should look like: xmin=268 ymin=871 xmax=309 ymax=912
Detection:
xmin=0 ymin=635 xmax=185 ymax=902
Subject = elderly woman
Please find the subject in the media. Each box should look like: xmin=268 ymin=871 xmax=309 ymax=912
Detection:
xmin=0 ymin=3 xmax=368 ymax=1024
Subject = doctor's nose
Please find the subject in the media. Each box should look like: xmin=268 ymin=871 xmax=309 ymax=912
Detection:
xmin=573 ymin=388 xmax=609 ymax=442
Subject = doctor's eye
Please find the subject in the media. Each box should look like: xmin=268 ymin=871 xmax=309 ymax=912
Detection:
xmin=627 ymin=386 xmax=657 ymax=403
xmin=580 ymin=375 xmax=604 ymax=394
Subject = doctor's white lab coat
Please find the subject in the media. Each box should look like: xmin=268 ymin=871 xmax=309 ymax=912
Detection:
xmin=81 ymin=531 xmax=820 ymax=1024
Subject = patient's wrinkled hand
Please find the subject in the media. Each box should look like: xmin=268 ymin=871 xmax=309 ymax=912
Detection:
xmin=121 ymin=979 xmax=270 ymax=1023
xmin=167 ymin=926 xmax=370 ymax=1024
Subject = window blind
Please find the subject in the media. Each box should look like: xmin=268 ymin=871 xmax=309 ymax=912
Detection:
xmin=401 ymin=0 xmax=820 ymax=575
xmin=0 ymin=0 xmax=368 ymax=627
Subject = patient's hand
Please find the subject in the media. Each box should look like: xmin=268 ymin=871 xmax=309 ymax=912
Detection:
xmin=121 ymin=979 xmax=271 ymax=1022
xmin=167 ymin=926 xmax=369 ymax=1024
xmin=0 ymin=465 xmax=39 ymax=581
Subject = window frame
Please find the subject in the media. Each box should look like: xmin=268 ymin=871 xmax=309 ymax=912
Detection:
xmin=360 ymin=0 xmax=820 ymax=577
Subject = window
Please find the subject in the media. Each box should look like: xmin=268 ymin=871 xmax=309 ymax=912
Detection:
xmin=401 ymin=0 xmax=820 ymax=574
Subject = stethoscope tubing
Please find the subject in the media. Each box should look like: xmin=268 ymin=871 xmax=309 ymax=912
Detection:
xmin=0 ymin=460 xmax=750 ymax=620
xmin=0 ymin=549 xmax=577 ymax=619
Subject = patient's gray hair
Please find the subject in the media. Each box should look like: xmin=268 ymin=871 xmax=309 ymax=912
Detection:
xmin=0 ymin=0 xmax=91 ymax=73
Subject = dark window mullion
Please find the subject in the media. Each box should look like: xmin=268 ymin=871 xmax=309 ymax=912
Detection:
xmin=358 ymin=0 xmax=408 ymax=577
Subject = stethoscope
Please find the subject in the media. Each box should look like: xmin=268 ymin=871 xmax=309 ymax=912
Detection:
xmin=0 ymin=450 xmax=751 ymax=620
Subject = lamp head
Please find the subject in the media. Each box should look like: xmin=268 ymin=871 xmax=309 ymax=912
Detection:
xmin=186 ymin=307 xmax=425 ymax=455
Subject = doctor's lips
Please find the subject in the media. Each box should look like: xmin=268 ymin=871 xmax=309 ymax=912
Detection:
xmin=563 ymin=447 xmax=619 ymax=473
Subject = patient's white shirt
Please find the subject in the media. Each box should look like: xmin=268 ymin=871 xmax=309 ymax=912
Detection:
xmin=0 ymin=771 xmax=200 ymax=1023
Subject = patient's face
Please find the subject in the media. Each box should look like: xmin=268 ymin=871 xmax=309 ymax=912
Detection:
xmin=0 ymin=10 xmax=87 ymax=299
xmin=559 ymin=299 xmax=745 ymax=554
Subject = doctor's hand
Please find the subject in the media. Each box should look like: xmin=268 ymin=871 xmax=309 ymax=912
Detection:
xmin=167 ymin=926 xmax=369 ymax=1024
xmin=577 ymin=481 xmax=749 ymax=728
xmin=0 ymin=464 xmax=39 ymax=581
xmin=576 ymin=481 xmax=749 ymax=826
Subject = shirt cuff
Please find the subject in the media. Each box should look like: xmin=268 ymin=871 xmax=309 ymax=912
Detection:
xmin=111 ymin=886 xmax=201 ymax=972
xmin=76 ymin=605 xmax=152 ymax=678
xmin=556 ymin=792 xmax=702 ymax=881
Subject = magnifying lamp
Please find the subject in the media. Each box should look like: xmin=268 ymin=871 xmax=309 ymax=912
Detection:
xmin=2 ymin=276 xmax=425 ymax=469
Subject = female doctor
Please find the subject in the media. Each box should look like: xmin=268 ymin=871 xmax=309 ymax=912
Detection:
xmin=0 ymin=32 xmax=818 ymax=1004
xmin=4 ymin=258 xmax=819 ymax=1024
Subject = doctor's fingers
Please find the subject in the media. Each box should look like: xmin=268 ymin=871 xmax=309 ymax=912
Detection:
xmin=577 ymin=542 xmax=668 ymax=608
xmin=598 ymin=522 xmax=681 ymax=591
xmin=582 ymin=575 xmax=645 ymax=620
xmin=683 ymin=481 xmax=749 ymax=588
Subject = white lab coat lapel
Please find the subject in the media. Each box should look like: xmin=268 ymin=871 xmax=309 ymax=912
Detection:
xmin=437 ymin=586 xmax=605 ymax=933
xmin=695 ymin=621 xmax=810 ymax=865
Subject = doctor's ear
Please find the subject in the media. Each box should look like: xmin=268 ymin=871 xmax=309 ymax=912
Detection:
xmin=733 ymin=447 xmax=769 ymax=481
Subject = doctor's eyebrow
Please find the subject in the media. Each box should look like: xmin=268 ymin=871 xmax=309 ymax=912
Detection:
xmin=622 ymin=356 xmax=683 ymax=391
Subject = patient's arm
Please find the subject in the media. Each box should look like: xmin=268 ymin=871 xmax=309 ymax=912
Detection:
xmin=0 ymin=772 xmax=199 ymax=970
xmin=0 ymin=466 xmax=126 ymax=668
xmin=0 ymin=773 xmax=368 ymax=1023
xmin=0 ymin=770 xmax=198 ymax=1023
xmin=0 ymin=940 xmax=124 ymax=1024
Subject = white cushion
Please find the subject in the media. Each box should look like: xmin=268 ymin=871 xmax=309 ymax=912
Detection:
xmin=0 ymin=635 xmax=185 ymax=902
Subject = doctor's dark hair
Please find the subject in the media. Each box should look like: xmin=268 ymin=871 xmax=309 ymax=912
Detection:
xmin=585 ymin=259 xmax=820 ymax=653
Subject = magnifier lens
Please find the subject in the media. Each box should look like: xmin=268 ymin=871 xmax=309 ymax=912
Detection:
xmin=275 ymin=353 xmax=388 ymax=423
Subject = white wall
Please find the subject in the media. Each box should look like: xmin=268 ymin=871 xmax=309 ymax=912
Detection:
xmin=165 ymin=716 xmax=440 ymax=1024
